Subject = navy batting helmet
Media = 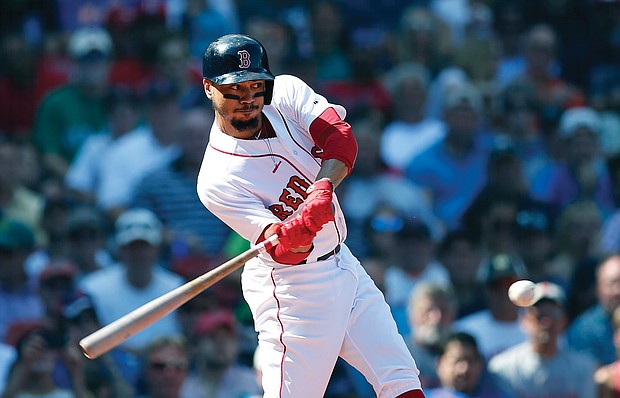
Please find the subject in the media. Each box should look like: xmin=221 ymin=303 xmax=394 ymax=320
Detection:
xmin=203 ymin=34 xmax=275 ymax=104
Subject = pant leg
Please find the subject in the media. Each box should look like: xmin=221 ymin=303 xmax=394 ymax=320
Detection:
xmin=242 ymin=256 xmax=358 ymax=398
xmin=336 ymin=246 xmax=423 ymax=398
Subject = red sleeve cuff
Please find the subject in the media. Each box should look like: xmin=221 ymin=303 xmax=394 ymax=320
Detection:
xmin=255 ymin=224 xmax=311 ymax=265
xmin=267 ymin=244 xmax=311 ymax=265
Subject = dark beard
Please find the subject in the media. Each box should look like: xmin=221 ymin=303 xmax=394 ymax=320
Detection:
xmin=231 ymin=115 xmax=260 ymax=132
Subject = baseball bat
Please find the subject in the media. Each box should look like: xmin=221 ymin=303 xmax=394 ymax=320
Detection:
xmin=79 ymin=234 xmax=279 ymax=359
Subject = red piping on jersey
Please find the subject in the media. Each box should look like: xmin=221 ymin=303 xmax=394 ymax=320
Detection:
xmin=270 ymin=269 xmax=287 ymax=398
xmin=275 ymin=109 xmax=322 ymax=167
xmin=208 ymin=144 xmax=312 ymax=181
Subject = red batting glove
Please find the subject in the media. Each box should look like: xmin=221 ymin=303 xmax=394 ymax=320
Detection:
xmin=275 ymin=216 xmax=316 ymax=251
xmin=301 ymin=179 xmax=335 ymax=232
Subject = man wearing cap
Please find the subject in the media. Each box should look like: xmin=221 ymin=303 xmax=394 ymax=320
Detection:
xmin=453 ymin=253 xmax=528 ymax=360
xmin=381 ymin=214 xmax=451 ymax=336
xmin=32 ymin=27 xmax=114 ymax=181
xmin=64 ymin=205 xmax=114 ymax=280
xmin=487 ymin=281 xmax=597 ymax=398
xmin=78 ymin=208 xmax=184 ymax=352
xmin=0 ymin=219 xmax=45 ymax=343
xmin=180 ymin=309 xmax=261 ymax=398
xmin=529 ymin=106 xmax=615 ymax=216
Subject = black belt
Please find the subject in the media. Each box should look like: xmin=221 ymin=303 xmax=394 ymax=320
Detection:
xmin=297 ymin=244 xmax=341 ymax=265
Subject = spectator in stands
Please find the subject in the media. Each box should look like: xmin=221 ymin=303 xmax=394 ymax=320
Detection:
xmin=307 ymin=0 xmax=352 ymax=85
xmin=182 ymin=0 xmax=234 ymax=61
xmin=63 ymin=294 xmax=139 ymax=397
xmin=0 ymin=339 xmax=15 ymax=395
xmin=65 ymin=84 xmax=143 ymax=206
xmin=79 ymin=208 xmax=184 ymax=353
xmin=244 ymin=16 xmax=303 ymax=77
xmin=599 ymin=153 xmax=620 ymax=256
xmin=382 ymin=214 xmax=451 ymax=336
xmin=567 ymin=254 xmax=620 ymax=367
xmin=24 ymin=197 xmax=76 ymax=279
xmin=406 ymin=282 xmax=458 ymax=389
xmin=493 ymin=82 xmax=548 ymax=182
xmin=0 ymin=33 xmax=39 ymax=141
xmin=136 ymin=335 xmax=189 ymax=398
xmin=2 ymin=325 xmax=93 ymax=398
xmin=64 ymin=205 xmax=114 ymax=281
xmin=544 ymin=200 xmax=603 ymax=319
xmin=513 ymin=205 xmax=556 ymax=283
xmin=530 ymin=106 xmax=615 ymax=217
xmin=0 ymin=140 xmax=45 ymax=243
xmin=454 ymin=253 xmax=528 ymax=360
xmin=436 ymin=230 xmax=485 ymax=318
xmin=32 ymin=27 xmax=113 ymax=181
xmin=405 ymin=82 xmax=492 ymax=231
xmin=452 ymin=2 xmax=502 ymax=115
xmin=390 ymin=6 xmax=454 ymax=77
xmin=593 ymin=305 xmax=620 ymax=397
xmin=0 ymin=219 xmax=45 ymax=343
xmin=95 ymin=79 xmax=181 ymax=220
xmin=460 ymin=142 xmax=544 ymax=256
xmin=153 ymin=33 xmax=207 ymax=110
xmin=180 ymin=309 xmax=261 ymax=398
xmin=380 ymin=62 xmax=445 ymax=174
xmin=488 ymin=281 xmax=597 ymax=397
xmin=427 ymin=332 xmax=515 ymax=398
xmin=36 ymin=261 xmax=79 ymax=331
xmin=507 ymin=23 xmax=585 ymax=134
xmin=132 ymin=107 xmax=232 ymax=260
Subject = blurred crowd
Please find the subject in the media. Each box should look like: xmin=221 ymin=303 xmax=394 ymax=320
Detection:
xmin=1 ymin=0 xmax=620 ymax=397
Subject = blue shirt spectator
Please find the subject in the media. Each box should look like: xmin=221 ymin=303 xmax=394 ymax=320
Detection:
xmin=405 ymin=82 xmax=492 ymax=230
xmin=529 ymin=107 xmax=616 ymax=217
xmin=566 ymin=254 xmax=620 ymax=366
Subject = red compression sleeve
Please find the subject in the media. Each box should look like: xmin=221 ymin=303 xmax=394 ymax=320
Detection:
xmin=309 ymin=107 xmax=358 ymax=175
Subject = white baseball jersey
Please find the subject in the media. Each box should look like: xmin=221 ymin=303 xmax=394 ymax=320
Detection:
xmin=197 ymin=75 xmax=422 ymax=398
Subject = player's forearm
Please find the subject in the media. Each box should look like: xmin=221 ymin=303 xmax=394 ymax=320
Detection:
xmin=316 ymin=159 xmax=349 ymax=188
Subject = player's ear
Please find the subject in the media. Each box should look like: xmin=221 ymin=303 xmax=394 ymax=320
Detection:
xmin=203 ymin=78 xmax=214 ymax=100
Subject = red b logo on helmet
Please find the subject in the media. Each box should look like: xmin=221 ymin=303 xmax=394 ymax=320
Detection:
xmin=238 ymin=50 xmax=251 ymax=69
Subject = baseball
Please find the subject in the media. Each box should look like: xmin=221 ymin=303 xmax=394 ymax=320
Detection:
xmin=508 ymin=280 xmax=537 ymax=307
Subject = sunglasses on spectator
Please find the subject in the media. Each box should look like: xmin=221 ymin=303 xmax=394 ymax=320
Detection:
xmin=529 ymin=307 xmax=563 ymax=321
xmin=149 ymin=361 xmax=188 ymax=371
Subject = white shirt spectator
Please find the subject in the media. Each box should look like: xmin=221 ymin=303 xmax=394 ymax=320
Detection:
xmin=453 ymin=310 xmax=527 ymax=360
xmin=95 ymin=126 xmax=180 ymax=210
xmin=79 ymin=263 xmax=184 ymax=351
xmin=380 ymin=119 xmax=446 ymax=172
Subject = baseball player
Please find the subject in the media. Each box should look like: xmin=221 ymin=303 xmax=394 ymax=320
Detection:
xmin=197 ymin=34 xmax=425 ymax=398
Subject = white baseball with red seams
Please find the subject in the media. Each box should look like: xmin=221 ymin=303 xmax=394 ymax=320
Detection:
xmin=197 ymin=75 xmax=422 ymax=397
xmin=508 ymin=279 xmax=537 ymax=307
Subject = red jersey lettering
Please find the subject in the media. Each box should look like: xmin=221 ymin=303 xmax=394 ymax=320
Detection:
xmin=268 ymin=176 xmax=311 ymax=220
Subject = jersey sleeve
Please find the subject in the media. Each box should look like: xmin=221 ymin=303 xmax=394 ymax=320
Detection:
xmin=270 ymin=75 xmax=346 ymax=138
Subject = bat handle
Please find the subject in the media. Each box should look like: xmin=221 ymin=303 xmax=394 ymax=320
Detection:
xmin=261 ymin=234 xmax=279 ymax=252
